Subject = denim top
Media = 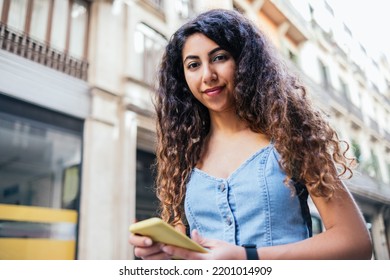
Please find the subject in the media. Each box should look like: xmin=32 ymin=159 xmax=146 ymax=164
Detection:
xmin=184 ymin=143 xmax=310 ymax=247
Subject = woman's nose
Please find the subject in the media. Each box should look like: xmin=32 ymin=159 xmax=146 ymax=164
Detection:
xmin=202 ymin=64 xmax=217 ymax=84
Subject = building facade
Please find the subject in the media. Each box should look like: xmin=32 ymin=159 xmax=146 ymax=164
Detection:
xmin=0 ymin=0 xmax=389 ymax=259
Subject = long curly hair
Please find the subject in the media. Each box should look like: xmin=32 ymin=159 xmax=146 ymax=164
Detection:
xmin=154 ymin=9 xmax=353 ymax=226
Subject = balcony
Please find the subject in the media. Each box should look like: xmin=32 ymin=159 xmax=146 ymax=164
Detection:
xmin=139 ymin=0 xmax=166 ymax=20
xmin=0 ymin=23 xmax=88 ymax=81
xmin=146 ymin=0 xmax=165 ymax=11
xmin=251 ymin=0 xmax=310 ymax=45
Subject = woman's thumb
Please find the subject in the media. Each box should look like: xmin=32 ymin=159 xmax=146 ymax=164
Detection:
xmin=191 ymin=229 xmax=209 ymax=246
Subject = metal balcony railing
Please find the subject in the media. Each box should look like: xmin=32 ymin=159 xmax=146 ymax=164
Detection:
xmin=146 ymin=0 xmax=164 ymax=12
xmin=0 ymin=23 xmax=88 ymax=81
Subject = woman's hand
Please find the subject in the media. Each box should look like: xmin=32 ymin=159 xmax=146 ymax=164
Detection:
xmin=129 ymin=234 xmax=172 ymax=260
xmin=161 ymin=230 xmax=247 ymax=260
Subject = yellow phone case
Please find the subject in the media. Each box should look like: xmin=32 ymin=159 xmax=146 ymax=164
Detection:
xmin=129 ymin=217 xmax=207 ymax=253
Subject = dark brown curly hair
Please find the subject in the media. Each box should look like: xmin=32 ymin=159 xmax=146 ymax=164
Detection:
xmin=154 ymin=9 xmax=353 ymax=226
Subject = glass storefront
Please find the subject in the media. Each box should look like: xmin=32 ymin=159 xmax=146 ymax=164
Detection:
xmin=135 ymin=149 xmax=158 ymax=221
xmin=0 ymin=94 xmax=83 ymax=259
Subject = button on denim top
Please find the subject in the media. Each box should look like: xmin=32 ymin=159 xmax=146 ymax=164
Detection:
xmin=184 ymin=143 xmax=310 ymax=247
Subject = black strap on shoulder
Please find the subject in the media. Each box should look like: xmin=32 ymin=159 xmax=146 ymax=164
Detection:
xmin=293 ymin=180 xmax=313 ymax=237
xmin=185 ymin=223 xmax=191 ymax=237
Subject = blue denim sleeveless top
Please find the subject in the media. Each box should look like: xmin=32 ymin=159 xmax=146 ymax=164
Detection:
xmin=184 ymin=143 xmax=310 ymax=247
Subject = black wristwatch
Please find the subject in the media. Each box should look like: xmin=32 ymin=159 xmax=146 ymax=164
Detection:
xmin=242 ymin=244 xmax=259 ymax=260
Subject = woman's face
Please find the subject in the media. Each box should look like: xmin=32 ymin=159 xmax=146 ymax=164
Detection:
xmin=182 ymin=33 xmax=236 ymax=114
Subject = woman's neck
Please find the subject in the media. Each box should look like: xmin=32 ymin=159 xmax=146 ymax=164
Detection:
xmin=208 ymin=109 xmax=249 ymax=137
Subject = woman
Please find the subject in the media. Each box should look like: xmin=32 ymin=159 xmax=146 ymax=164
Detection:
xmin=129 ymin=9 xmax=372 ymax=260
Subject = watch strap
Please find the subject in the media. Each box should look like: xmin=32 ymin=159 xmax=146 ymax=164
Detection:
xmin=242 ymin=244 xmax=259 ymax=260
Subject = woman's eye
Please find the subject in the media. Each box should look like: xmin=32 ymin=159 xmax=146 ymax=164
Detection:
xmin=187 ymin=62 xmax=199 ymax=69
xmin=213 ymin=54 xmax=227 ymax=62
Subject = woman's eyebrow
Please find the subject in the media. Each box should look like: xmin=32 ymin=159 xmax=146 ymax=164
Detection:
xmin=183 ymin=47 xmax=224 ymax=63
xmin=183 ymin=55 xmax=198 ymax=63
xmin=208 ymin=47 xmax=224 ymax=56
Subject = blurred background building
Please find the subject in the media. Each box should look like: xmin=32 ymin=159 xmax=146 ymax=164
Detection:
xmin=0 ymin=0 xmax=389 ymax=259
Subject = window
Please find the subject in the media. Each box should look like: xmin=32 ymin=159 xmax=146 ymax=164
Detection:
xmin=355 ymin=91 xmax=362 ymax=108
xmin=177 ymin=0 xmax=194 ymax=19
xmin=69 ymin=0 xmax=88 ymax=58
xmin=7 ymin=0 xmax=28 ymax=30
xmin=351 ymin=139 xmax=361 ymax=163
xmin=0 ymin=94 xmax=83 ymax=259
xmin=134 ymin=23 xmax=167 ymax=86
xmin=318 ymin=59 xmax=330 ymax=88
xmin=51 ymin=0 xmax=69 ymax=52
xmin=2 ymin=0 xmax=89 ymax=59
xmin=147 ymin=0 xmax=164 ymax=12
xmin=30 ymin=0 xmax=50 ymax=41
xmin=366 ymin=149 xmax=381 ymax=180
xmin=0 ymin=0 xmax=4 ymax=21
xmin=339 ymin=77 xmax=350 ymax=100
xmin=288 ymin=49 xmax=298 ymax=64
xmin=0 ymin=96 xmax=83 ymax=209
xmin=136 ymin=149 xmax=158 ymax=221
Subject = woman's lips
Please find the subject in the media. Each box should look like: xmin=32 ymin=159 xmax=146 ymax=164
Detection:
xmin=202 ymin=86 xmax=224 ymax=96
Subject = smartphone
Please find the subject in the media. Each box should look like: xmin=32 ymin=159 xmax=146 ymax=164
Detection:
xmin=129 ymin=217 xmax=207 ymax=253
